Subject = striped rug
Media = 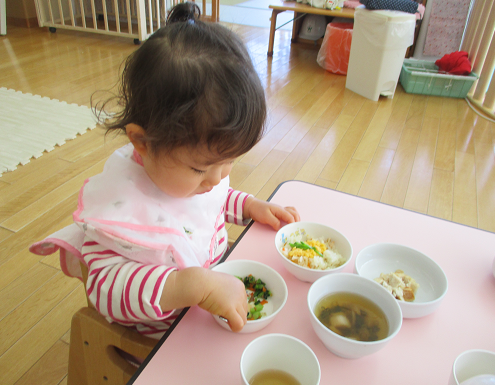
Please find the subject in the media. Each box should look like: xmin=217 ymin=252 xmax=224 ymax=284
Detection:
xmin=0 ymin=88 xmax=97 ymax=177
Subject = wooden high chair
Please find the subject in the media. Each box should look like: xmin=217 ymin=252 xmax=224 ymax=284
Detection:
xmin=67 ymin=263 xmax=157 ymax=385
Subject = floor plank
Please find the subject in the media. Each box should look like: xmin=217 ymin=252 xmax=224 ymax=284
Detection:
xmin=236 ymin=149 xmax=289 ymax=195
xmin=353 ymin=99 xmax=394 ymax=162
xmin=319 ymin=101 xmax=379 ymax=183
xmin=453 ymin=151 xmax=478 ymax=227
xmin=273 ymin=85 xmax=342 ymax=153
xmin=428 ymin=168 xmax=454 ymax=221
xmin=0 ymin=263 xmax=58 ymax=321
xmin=336 ymin=159 xmax=369 ymax=195
xmin=358 ymin=146 xmax=396 ymax=202
xmin=0 ymin=199 xmax=76 ymax=265
xmin=0 ymin=286 xmax=86 ymax=385
xmin=379 ymin=92 xmax=413 ymax=150
xmin=381 ymin=128 xmax=420 ymax=208
xmin=0 ymin=272 xmax=81 ymax=356
xmin=403 ymin=117 xmax=439 ymax=213
xmin=294 ymin=114 xmax=352 ymax=183
xmin=257 ymin=125 xmax=328 ymax=201
xmin=1 ymin=159 xmax=106 ymax=231
xmin=13 ymin=341 xmax=69 ymax=385
xmin=474 ymin=120 xmax=495 ymax=232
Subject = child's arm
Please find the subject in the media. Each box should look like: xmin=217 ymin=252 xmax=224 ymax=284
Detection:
xmin=243 ymin=196 xmax=300 ymax=230
xmin=83 ymin=239 xmax=177 ymax=323
xmin=83 ymin=238 xmax=248 ymax=332
xmin=159 ymin=267 xmax=249 ymax=332
xmin=224 ymin=189 xmax=300 ymax=230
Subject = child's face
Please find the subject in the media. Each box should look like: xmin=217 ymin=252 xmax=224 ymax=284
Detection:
xmin=143 ymin=146 xmax=235 ymax=198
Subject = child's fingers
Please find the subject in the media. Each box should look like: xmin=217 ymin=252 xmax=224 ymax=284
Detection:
xmin=272 ymin=206 xmax=298 ymax=227
xmin=250 ymin=201 xmax=299 ymax=230
xmin=225 ymin=306 xmax=247 ymax=332
xmin=265 ymin=214 xmax=281 ymax=230
xmin=284 ymin=206 xmax=300 ymax=222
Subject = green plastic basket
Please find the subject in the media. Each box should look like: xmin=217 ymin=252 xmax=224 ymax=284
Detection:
xmin=399 ymin=59 xmax=478 ymax=98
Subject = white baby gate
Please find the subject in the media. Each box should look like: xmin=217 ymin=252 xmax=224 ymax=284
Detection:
xmin=34 ymin=0 xmax=218 ymax=44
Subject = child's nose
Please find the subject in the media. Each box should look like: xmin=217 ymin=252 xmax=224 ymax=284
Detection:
xmin=205 ymin=169 xmax=222 ymax=187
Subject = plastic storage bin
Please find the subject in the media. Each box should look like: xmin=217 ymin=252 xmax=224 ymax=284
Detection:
xmin=399 ymin=59 xmax=478 ymax=98
xmin=345 ymin=7 xmax=416 ymax=101
xmin=299 ymin=15 xmax=327 ymax=40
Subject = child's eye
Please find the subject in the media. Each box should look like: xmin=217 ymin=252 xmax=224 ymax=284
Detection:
xmin=192 ymin=168 xmax=206 ymax=175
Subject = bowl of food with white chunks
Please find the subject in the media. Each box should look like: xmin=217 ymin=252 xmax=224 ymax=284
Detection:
xmin=275 ymin=222 xmax=353 ymax=283
xmin=355 ymin=243 xmax=448 ymax=319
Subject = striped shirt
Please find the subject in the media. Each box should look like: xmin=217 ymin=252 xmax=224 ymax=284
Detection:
xmin=83 ymin=188 xmax=251 ymax=339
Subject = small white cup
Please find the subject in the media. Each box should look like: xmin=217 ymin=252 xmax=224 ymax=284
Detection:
xmin=240 ymin=334 xmax=320 ymax=385
xmin=449 ymin=350 xmax=495 ymax=385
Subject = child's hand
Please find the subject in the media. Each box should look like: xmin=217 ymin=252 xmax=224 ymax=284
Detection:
xmin=198 ymin=270 xmax=249 ymax=332
xmin=243 ymin=197 xmax=300 ymax=231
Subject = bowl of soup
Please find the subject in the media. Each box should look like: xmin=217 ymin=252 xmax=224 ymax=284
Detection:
xmin=211 ymin=260 xmax=288 ymax=333
xmin=240 ymin=334 xmax=321 ymax=385
xmin=354 ymin=243 xmax=448 ymax=318
xmin=307 ymin=273 xmax=402 ymax=359
xmin=275 ymin=222 xmax=353 ymax=283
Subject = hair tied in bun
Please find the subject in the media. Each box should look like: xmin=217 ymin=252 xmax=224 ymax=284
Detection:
xmin=166 ymin=2 xmax=201 ymax=24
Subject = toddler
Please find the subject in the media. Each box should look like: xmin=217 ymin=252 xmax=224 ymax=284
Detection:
xmin=30 ymin=2 xmax=299 ymax=338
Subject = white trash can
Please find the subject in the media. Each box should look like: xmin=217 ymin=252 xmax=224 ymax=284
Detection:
xmin=345 ymin=7 xmax=416 ymax=101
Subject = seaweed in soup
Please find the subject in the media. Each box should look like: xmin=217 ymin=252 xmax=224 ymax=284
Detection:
xmin=315 ymin=292 xmax=389 ymax=342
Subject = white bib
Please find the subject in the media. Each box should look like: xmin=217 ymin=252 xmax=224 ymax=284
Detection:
xmin=73 ymin=144 xmax=229 ymax=269
xmin=30 ymin=144 xmax=229 ymax=277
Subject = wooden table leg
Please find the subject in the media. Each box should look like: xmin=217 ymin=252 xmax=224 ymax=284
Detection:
xmin=268 ymin=9 xmax=282 ymax=56
xmin=291 ymin=11 xmax=304 ymax=43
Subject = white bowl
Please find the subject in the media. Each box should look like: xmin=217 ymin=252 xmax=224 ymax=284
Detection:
xmin=307 ymin=273 xmax=402 ymax=359
xmin=240 ymin=334 xmax=321 ymax=385
xmin=449 ymin=350 xmax=495 ymax=385
xmin=211 ymin=260 xmax=288 ymax=333
xmin=354 ymin=243 xmax=448 ymax=318
xmin=275 ymin=221 xmax=353 ymax=283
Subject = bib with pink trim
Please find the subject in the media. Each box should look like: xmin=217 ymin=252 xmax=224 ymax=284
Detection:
xmin=30 ymin=144 xmax=228 ymax=277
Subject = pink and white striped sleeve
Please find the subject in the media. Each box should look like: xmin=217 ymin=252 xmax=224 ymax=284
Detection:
xmin=225 ymin=188 xmax=253 ymax=226
xmin=82 ymin=237 xmax=177 ymax=324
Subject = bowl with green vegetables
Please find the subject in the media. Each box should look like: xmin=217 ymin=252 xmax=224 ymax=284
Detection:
xmin=211 ymin=260 xmax=288 ymax=333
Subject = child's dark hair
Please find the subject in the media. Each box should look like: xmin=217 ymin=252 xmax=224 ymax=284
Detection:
xmin=98 ymin=2 xmax=266 ymax=160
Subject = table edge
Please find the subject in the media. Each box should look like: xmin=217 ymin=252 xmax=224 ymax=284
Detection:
xmin=269 ymin=3 xmax=355 ymax=16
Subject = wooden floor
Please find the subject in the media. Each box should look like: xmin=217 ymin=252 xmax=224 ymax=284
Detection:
xmin=1 ymin=22 xmax=495 ymax=385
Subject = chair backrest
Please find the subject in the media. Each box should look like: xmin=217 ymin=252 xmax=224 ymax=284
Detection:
xmin=80 ymin=262 xmax=93 ymax=308
xmin=68 ymin=262 xmax=157 ymax=385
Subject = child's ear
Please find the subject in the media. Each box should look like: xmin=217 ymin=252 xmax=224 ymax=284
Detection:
xmin=126 ymin=123 xmax=148 ymax=157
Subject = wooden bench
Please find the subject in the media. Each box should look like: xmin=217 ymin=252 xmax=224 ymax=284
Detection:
xmin=268 ymin=1 xmax=355 ymax=56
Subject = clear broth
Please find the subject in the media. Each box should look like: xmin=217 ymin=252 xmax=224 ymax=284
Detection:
xmin=314 ymin=292 xmax=389 ymax=342
xmin=249 ymin=369 xmax=301 ymax=385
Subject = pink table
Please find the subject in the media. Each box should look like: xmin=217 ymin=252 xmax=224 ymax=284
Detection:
xmin=130 ymin=181 xmax=495 ymax=385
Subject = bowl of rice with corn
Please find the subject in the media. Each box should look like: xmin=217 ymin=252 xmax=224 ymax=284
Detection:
xmin=275 ymin=222 xmax=353 ymax=283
